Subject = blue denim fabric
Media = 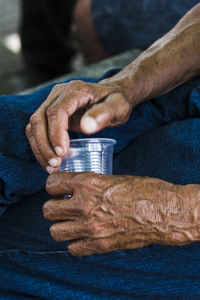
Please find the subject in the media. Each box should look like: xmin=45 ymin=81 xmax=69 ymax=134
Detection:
xmin=0 ymin=72 xmax=200 ymax=298
xmin=92 ymin=0 xmax=199 ymax=54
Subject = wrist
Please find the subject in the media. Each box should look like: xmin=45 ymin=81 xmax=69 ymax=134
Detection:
xmin=128 ymin=177 xmax=200 ymax=246
xmin=99 ymin=66 xmax=153 ymax=108
xmin=152 ymin=183 xmax=200 ymax=246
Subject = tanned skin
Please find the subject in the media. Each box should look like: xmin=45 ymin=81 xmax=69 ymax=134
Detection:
xmin=26 ymin=4 xmax=200 ymax=256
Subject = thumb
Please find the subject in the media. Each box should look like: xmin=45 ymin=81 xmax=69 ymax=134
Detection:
xmin=80 ymin=93 xmax=131 ymax=134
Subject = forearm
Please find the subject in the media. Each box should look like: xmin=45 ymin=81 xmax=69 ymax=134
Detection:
xmin=132 ymin=177 xmax=200 ymax=246
xmin=101 ymin=4 xmax=200 ymax=107
xmin=158 ymin=183 xmax=200 ymax=246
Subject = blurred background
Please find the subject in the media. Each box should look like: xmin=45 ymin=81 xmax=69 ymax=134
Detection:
xmin=0 ymin=0 xmax=197 ymax=95
xmin=0 ymin=0 xmax=84 ymax=95
xmin=0 ymin=0 xmax=23 ymax=94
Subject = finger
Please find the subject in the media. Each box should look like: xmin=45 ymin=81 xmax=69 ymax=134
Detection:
xmin=68 ymin=238 xmax=150 ymax=257
xmin=68 ymin=108 xmax=87 ymax=132
xmin=25 ymin=123 xmax=49 ymax=171
xmin=45 ymin=81 xmax=83 ymax=156
xmin=46 ymin=88 xmax=85 ymax=156
xmin=127 ymin=241 xmax=150 ymax=249
xmin=28 ymin=84 xmax=67 ymax=168
xmin=43 ymin=198 xmax=82 ymax=221
xmin=49 ymin=221 xmax=90 ymax=241
xmin=45 ymin=172 xmax=77 ymax=196
xmin=29 ymin=112 xmax=62 ymax=171
xmin=80 ymin=93 xmax=131 ymax=134
xmin=46 ymin=83 xmax=118 ymax=156
xmin=46 ymin=103 xmax=70 ymax=158
xmin=68 ymin=237 xmax=116 ymax=257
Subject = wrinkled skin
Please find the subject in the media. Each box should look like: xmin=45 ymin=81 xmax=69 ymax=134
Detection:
xmin=43 ymin=173 xmax=200 ymax=257
xmin=26 ymin=4 xmax=200 ymax=174
xmin=25 ymin=80 xmax=132 ymax=173
xmin=27 ymin=4 xmax=200 ymax=256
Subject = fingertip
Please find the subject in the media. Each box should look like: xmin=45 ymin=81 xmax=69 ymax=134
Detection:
xmin=48 ymin=158 xmax=58 ymax=167
xmin=46 ymin=166 xmax=55 ymax=174
xmin=54 ymin=133 xmax=70 ymax=158
xmin=81 ymin=116 xmax=98 ymax=134
xmin=54 ymin=146 xmax=63 ymax=156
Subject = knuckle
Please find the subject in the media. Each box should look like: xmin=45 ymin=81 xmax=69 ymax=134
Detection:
xmin=45 ymin=178 xmax=50 ymax=193
xmin=72 ymin=173 xmax=87 ymax=184
xmin=53 ymin=84 xmax=60 ymax=90
xmin=25 ymin=124 xmax=32 ymax=138
xmin=70 ymin=81 xmax=96 ymax=95
xmin=87 ymin=174 xmax=103 ymax=187
xmin=46 ymin=106 xmax=66 ymax=122
xmin=36 ymin=142 xmax=45 ymax=155
xmin=78 ymin=203 xmax=90 ymax=217
xmin=45 ymin=175 xmax=56 ymax=195
xmin=96 ymin=239 xmax=109 ymax=252
xmin=43 ymin=201 xmax=53 ymax=219
xmin=87 ymin=223 xmax=98 ymax=236
xmin=52 ymin=84 xmax=62 ymax=92
xmin=46 ymin=105 xmax=59 ymax=118
xmin=83 ymin=83 xmax=99 ymax=97
xmin=33 ymin=148 xmax=43 ymax=161
xmin=50 ymin=224 xmax=59 ymax=241
xmin=49 ymin=84 xmax=65 ymax=97
xmin=29 ymin=114 xmax=41 ymax=127
xmin=76 ymin=173 xmax=99 ymax=185
xmin=69 ymin=80 xmax=82 ymax=86
xmin=67 ymin=80 xmax=83 ymax=91
xmin=93 ymin=85 xmax=102 ymax=99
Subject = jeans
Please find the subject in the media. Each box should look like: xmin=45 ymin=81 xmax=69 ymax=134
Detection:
xmin=0 ymin=73 xmax=200 ymax=298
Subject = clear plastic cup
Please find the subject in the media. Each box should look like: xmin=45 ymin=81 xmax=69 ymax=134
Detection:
xmin=59 ymin=138 xmax=117 ymax=175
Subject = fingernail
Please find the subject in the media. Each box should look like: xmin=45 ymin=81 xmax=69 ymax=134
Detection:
xmin=82 ymin=116 xmax=98 ymax=134
xmin=46 ymin=166 xmax=55 ymax=174
xmin=54 ymin=146 xmax=63 ymax=156
xmin=48 ymin=158 xmax=58 ymax=167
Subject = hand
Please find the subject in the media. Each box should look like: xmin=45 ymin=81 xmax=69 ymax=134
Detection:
xmin=43 ymin=172 xmax=176 ymax=257
xmin=26 ymin=80 xmax=132 ymax=173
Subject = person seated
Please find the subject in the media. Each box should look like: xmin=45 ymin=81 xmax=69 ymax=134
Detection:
xmin=20 ymin=0 xmax=199 ymax=85
xmin=73 ymin=0 xmax=199 ymax=63
xmin=0 ymin=3 xmax=200 ymax=298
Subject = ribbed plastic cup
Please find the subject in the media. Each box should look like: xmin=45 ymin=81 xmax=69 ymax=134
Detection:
xmin=59 ymin=138 xmax=117 ymax=175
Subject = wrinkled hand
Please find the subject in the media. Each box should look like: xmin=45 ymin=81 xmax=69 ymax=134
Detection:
xmin=42 ymin=173 xmax=175 ymax=257
xmin=26 ymin=80 xmax=132 ymax=173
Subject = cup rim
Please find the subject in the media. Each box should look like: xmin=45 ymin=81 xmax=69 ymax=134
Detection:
xmin=69 ymin=138 xmax=117 ymax=145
